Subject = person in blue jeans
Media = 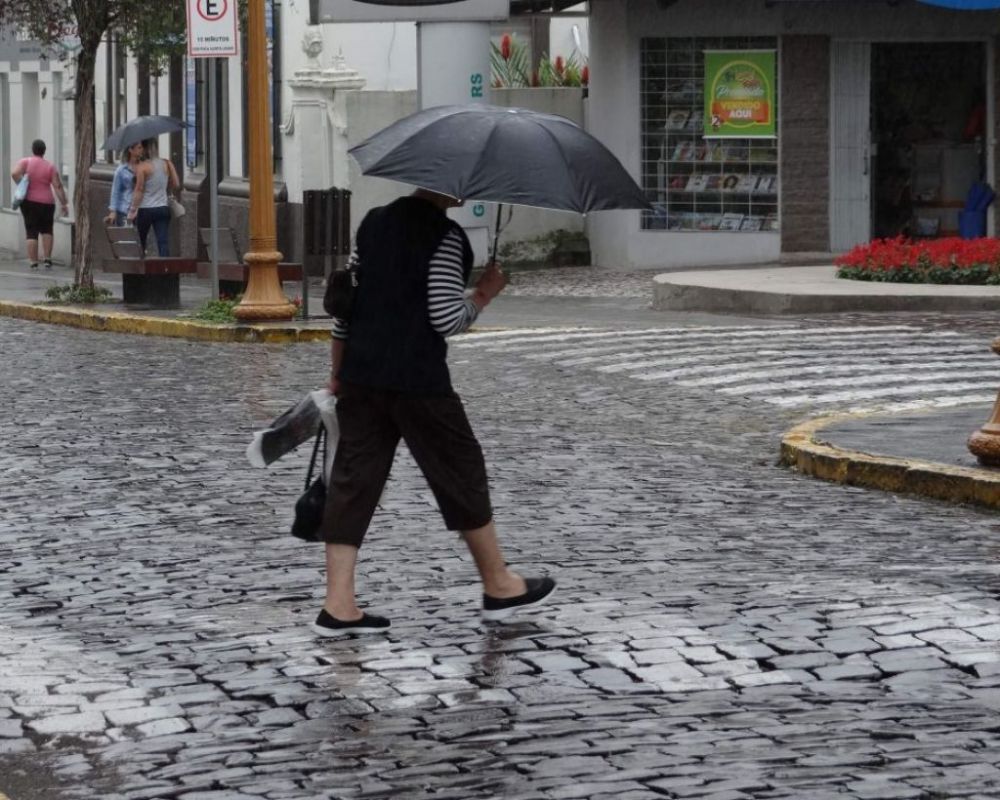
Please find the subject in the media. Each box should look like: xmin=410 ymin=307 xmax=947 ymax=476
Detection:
xmin=104 ymin=141 xmax=144 ymax=227
xmin=126 ymin=139 xmax=179 ymax=255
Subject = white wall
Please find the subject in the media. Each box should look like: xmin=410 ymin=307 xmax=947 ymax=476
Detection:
xmin=0 ymin=56 xmax=73 ymax=263
xmin=549 ymin=4 xmax=588 ymax=67
xmin=281 ymin=1 xmax=417 ymax=92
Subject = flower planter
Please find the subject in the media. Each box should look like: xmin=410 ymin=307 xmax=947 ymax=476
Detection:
xmin=836 ymin=236 xmax=1000 ymax=285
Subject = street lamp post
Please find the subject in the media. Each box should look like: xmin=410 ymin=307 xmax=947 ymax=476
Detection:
xmin=234 ymin=0 xmax=297 ymax=322
xmin=968 ymin=338 xmax=1000 ymax=465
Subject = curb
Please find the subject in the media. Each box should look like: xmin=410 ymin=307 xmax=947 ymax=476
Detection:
xmin=652 ymin=273 xmax=1000 ymax=315
xmin=780 ymin=413 xmax=1000 ymax=511
xmin=0 ymin=300 xmax=333 ymax=343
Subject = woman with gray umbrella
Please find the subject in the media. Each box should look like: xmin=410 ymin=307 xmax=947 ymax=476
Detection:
xmin=314 ymin=187 xmax=556 ymax=636
xmin=126 ymin=139 xmax=180 ymax=256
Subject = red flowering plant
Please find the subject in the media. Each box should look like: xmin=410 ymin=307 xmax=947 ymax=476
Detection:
xmin=491 ymin=32 xmax=589 ymax=88
xmin=835 ymin=236 xmax=1000 ymax=285
xmin=491 ymin=33 xmax=531 ymax=87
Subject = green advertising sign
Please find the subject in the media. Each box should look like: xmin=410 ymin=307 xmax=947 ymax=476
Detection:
xmin=703 ymin=50 xmax=776 ymax=139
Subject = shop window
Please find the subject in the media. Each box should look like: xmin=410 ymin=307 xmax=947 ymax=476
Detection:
xmin=641 ymin=36 xmax=779 ymax=233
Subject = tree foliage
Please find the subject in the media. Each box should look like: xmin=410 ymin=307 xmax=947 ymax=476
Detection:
xmin=0 ymin=0 xmax=187 ymax=286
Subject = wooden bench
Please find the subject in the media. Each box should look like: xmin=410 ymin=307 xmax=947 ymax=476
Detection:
xmin=197 ymin=228 xmax=306 ymax=313
xmin=102 ymin=227 xmax=198 ymax=309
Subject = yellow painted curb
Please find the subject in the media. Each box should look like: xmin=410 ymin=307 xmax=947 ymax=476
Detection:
xmin=0 ymin=301 xmax=333 ymax=343
xmin=780 ymin=412 xmax=1000 ymax=510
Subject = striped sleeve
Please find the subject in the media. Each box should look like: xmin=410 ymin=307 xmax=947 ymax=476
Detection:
xmin=329 ymin=248 xmax=359 ymax=341
xmin=427 ymin=229 xmax=479 ymax=337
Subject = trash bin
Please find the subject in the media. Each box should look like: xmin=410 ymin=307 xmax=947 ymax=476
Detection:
xmin=959 ymin=210 xmax=987 ymax=239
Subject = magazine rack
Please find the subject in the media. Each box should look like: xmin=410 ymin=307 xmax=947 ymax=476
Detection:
xmin=641 ymin=37 xmax=780 ymax=233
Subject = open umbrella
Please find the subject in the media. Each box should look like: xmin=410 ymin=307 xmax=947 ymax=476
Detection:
xmin=101 ymin=115 xmax=187 ymax=152
xmin=917 ymin=0 xmax=1000 ymax=7
xmin=349 ymin=104 xmax=650 ymax=261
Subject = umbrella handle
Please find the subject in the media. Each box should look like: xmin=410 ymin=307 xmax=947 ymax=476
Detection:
xmin=490 ymin=203 xmax=503 ymax=265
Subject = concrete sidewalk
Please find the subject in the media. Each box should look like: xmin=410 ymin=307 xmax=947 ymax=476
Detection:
xmin=654 ymin=263 xmax=1000 ymax=314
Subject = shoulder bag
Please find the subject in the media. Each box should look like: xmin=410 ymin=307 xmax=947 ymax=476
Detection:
xmin=323 ymin=261 xmax=358 ymax=321
xmin=12 ymin=174 xmax=29 ymax=210
xmin=291 ymin=424 xmax=327 ymax=542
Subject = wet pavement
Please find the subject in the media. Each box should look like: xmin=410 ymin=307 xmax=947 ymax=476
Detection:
xmin=3 ymin=299 xmax=1000 ymax=799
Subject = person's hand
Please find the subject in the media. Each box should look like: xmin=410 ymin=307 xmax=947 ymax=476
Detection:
xmin=103 ymin=211 xmax=115 ymax=225
xmin=473 ymin=262 xmax=508 ymax=309
xmin=60 ymin=203 xmax=69 ymax=217
xmin=328 ymin=373 xmax=341 ymax=397
xmin=126 ymin=208 xmax=137 ymax=222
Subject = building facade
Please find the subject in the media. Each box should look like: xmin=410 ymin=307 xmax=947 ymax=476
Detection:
xmin=1 ymin=3 xmax=589 ymax=270
xmin=587 ymin=0 xmax=1000 ymax=269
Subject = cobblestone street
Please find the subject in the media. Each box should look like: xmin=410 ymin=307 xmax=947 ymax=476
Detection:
xmin=4 ymin=305 xmax=1000 ymax=800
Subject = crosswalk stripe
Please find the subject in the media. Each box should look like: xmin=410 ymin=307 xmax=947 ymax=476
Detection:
xmin=598 ymin=343 xmax=987 ymax=375
xmin=459 ymin=324 xmax=997 ymax=412
xmin=556 ymin=332 xmax=968 ymax=367
xmin=718 ymin=367 xmax=997 ymax=395
xmin=543 ymin=331 xmax=961 ymax=364
xmin=849 ymin=394 xmax=997 ymax=414
xmin=453 ymin=325 xmax=920 ymax=351
xmin=766 ymin=380 xmax=999 ymax=408
xmin=678 ymin=358 xmax=996 ymax=388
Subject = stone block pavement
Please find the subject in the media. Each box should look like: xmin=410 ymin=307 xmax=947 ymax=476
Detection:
xmin=4 ymin=297 xmax=1000 ymax=800
xmin=5 ymin=254 xmax=1000 ymax=798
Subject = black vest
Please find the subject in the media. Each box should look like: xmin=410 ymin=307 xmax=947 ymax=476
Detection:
xmin=339 ymin=196 xmax=474 ymax=394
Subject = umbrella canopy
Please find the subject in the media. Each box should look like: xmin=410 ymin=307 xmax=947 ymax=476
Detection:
xmin=101 ymin=115 xmax=187 ymax=152
xmin=917 ymin=0 xmax=1000 ymax=8
xmin=349 ymin=104 xmax=650 ymax=213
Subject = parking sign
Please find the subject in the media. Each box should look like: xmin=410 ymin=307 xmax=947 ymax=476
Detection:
xmin=187 ymin=0 xmax=239 ymax=57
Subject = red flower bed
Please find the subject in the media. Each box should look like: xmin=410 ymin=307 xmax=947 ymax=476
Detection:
xmin=835 ymin=236 xmax=1000 ymax=284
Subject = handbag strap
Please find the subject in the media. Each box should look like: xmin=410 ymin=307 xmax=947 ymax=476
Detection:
xmin=304 ymin=424 xmax=326 ymax=489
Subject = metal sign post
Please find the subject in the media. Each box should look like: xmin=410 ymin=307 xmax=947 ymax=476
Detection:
xmin=186 ymin=0 xmax=239 ymax=301
xmin=208 ymin=63 xmax=219 ymax=300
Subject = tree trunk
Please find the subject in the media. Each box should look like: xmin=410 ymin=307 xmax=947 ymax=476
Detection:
xmin=72 ymin=45 xmax=97 ymax=289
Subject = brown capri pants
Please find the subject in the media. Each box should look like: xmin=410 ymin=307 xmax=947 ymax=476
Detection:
xmin=320 ymin=381 xmax=493 ymax=547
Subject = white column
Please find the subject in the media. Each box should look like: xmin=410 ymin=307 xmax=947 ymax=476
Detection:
xmin=8 ymin=72 xmax=25 ymax=161
xmin=417 ymin=21 xmax=492 ymax=264
xmin=228 ymin=54 xmax=244 ymax=177
xmin=125 ymin=57 xmax=139 ymax=120
xmin=282 ymin=33 xmax=365 ymax=202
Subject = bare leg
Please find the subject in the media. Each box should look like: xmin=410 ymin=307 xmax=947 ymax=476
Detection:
xmin=462 ymin=521 xmax=526 ymax=598
xmin=40 ymin=233 xmax=53 ymax=260
xmin=323 ymin=543 xmax=362 ymax=621
xmin=26 ymin=238 xmax=38 ymax=263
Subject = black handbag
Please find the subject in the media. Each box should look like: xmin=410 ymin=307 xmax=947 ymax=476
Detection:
xmin=323 ymin=263 xmax=358 ymax=321
xmin=291 ymin=424 xmax=327 ymax=542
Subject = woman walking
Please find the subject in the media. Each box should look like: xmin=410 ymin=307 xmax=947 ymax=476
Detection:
xmin=10 ymin=139 xmax=69 ymax=269
xmin=105 ymin=141 xmax=144 ymax=227
xmin=126 ymin=139 xmax=179 ymax=255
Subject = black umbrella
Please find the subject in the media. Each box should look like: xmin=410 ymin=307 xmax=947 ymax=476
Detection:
xmin=101 ymin=115 xmax=187 ymax=152
xmin=349 ymin=104 xmax=650 ymax=261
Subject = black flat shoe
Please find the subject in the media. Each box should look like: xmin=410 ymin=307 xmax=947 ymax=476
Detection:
xmin=482 ymin=576 xmax=556 ymax=622
xmin=312 ymin=608 xmax=391 ymax=637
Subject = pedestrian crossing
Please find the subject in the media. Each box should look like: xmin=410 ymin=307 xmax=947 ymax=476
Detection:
xmin=453 ymin=323 xmax=1000 ymax=414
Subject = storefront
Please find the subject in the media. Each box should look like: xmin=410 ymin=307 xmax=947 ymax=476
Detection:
xmin=586 ymin=0 xmax=1000 ymax=269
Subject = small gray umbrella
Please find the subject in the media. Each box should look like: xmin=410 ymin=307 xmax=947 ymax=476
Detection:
xmin=101 ymin=115 xmax=187 ymax=152
xmin=349 ymin=104 xmax=650 ymax=260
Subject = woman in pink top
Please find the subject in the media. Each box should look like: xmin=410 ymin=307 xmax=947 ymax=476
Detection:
xmin=10 ymin=140 xmax=69 ymax=269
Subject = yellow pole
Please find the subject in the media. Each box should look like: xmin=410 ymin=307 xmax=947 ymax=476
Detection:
xmin=234 ymin=0 xmax=297 ymax=322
